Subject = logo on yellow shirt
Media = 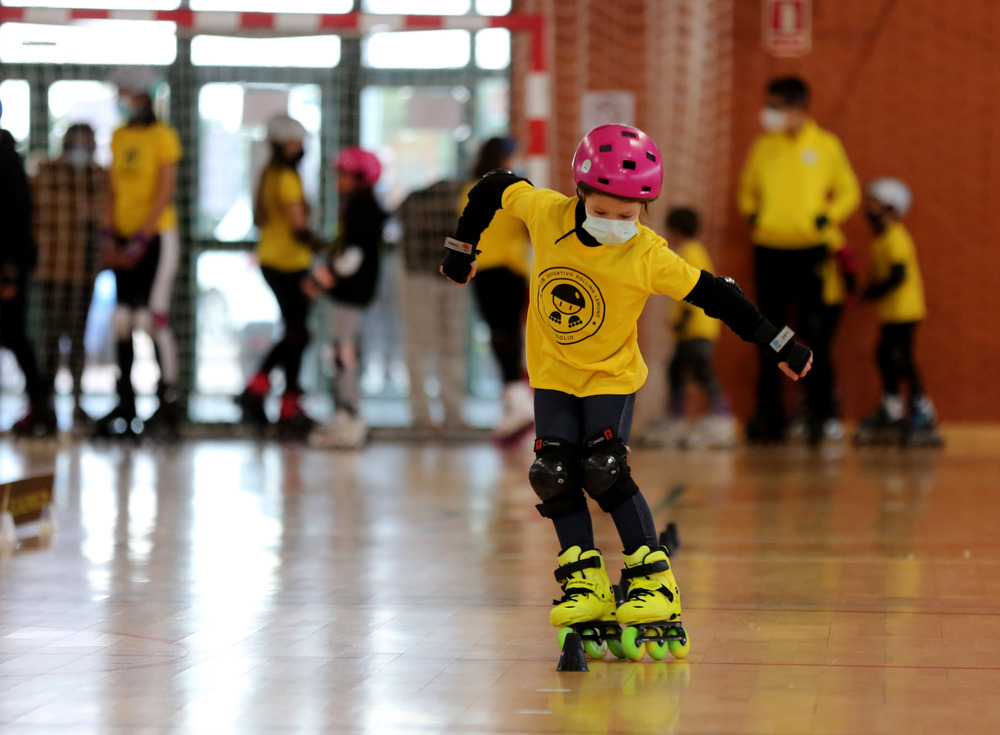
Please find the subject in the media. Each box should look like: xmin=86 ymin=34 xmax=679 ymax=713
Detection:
xmin=536 ymin=267 xmax=605 ymax=344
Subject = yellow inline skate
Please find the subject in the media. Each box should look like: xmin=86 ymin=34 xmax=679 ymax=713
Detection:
xmin=551 ymin=546 xmax=625 ymax=660
xmin=616 ymin=545 xmax=690 ymax=661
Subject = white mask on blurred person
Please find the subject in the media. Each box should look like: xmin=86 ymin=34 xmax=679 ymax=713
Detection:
xmin=759 ymin=106 xmax=789 ymax=133
xmin=65 ymin=147 xmax=92 ymax=170
xmin=117 ymin=98 xmax=137 ymax=121
xmin=581 ymin=214 xmax=639 ymax=245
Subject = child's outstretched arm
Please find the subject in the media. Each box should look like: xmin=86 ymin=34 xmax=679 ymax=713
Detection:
xmin=862 ymin=264 xmax=906 ymax=300
xmin=684 ymin=271 xmax=813 ymax=380
xmin=440 ymin=170 xmax=527 ymax=284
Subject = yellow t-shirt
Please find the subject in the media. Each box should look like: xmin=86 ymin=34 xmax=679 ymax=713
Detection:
xmin=500 ymin=182 xmax=702 ymax=396
xmin=737 ymin=119 xmax=860 ymax=249
xmin=110 ymin=122 xmax=182 ymax=237
xmin=672 ymin=240 xmax=721 ymax=342
xmin=871 ymin=222 xmax=926 ymax=323
xmin=255 ymin=167 xmax=313 ymax=273
xmin=460 ymin=182 xmax=531 ymax=277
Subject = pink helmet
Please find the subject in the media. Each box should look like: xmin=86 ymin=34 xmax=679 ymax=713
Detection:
xmin=572 ymin=124 xmax=662 ymax=200
xmin=334 ymin=146 xmax=382 ymax=188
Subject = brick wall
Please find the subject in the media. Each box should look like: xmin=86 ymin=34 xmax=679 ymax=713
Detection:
xmin=514 ymin=0 xmax=999 ymax=422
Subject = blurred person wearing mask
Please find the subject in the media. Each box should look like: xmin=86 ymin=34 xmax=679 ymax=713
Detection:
xmin=396 ymin=176 xmax=471 ymax=433
xmin=737 ymin=76 xmax=860 ymax=445
xmin=31 ymin=123 xmax=107 ymax=433
xmin=0 ymin=99 xmax=52 ymax=436
xmin=98 ymin=66 xmax=183 ymax=440
xmin=462 ymin=137 xmax=534 ymax=445
xmin=237 ymin=114 xmax=321 ymax=438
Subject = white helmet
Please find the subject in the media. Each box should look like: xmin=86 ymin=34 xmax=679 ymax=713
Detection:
xmin=867 ymin=177 xmax=912 ymax=216
xmin=266 ymin=115 xmax=307 ymax=145
xmin=110 ymin=66 xmax=160 ymax=96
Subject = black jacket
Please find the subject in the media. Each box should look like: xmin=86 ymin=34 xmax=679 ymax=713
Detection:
xmin=0 ymin=130 xmax=37 ymax=274
xmin=328 ymin=189 xmax=386 ymax=307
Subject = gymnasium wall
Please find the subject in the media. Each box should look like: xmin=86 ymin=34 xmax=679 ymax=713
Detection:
xmin=722 ymin=0 xmax=998 ymax=423
xmin=516 ymin=0 xmax=998 ymax=423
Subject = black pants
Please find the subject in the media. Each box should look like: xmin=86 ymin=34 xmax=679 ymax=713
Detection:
xmin=811 ymin=304 xmax=843 ymax=422
xmin=113 ymin=235 xmax=161 ymax=309
xmin=877 ymin=321 xmax=923 ymax=398
xmin=0 ymin=276 xmax=45 ymax=403
xmin=35 ymin=278 xmax=94 ymax=400
xmin=753 ymin=245 xmax=830 ymax=426
xmin=471 ymin=266 xmax=527 ymax=384
xmin=259 ymin=266 xmax=311 ymax=394
xmin=668 ymin=338 xmax=720 ymax=411
xmin=534 ymin=389 xmax=659 ymax=554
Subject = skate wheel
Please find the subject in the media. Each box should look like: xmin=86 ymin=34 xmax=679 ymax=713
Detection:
xmin=559 ymin=626 xmax=607 ymax=660
xmin=645 ymin=639 xmax=669 ymax=661
xmin=582 ymin=635 xmax=607 ymax=661
xmin=667 ymin=627 xmax=690 ymax=659
xmin=607 ymin=636 xmax=626 ymax=659
xmin=621 ymin=626 xmax=644 ymax=661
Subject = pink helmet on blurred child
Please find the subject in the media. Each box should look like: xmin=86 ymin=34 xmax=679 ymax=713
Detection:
xmin=334 ymin=146 xmax=382 ymax=188
xmin=572 ymin=124 xmax=662 ymax=200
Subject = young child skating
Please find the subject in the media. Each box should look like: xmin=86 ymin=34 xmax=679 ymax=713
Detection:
xmin=658 ymin=206 xmax=736 ymax=449
xmin=853 ymin=178 xmax=941 ymax=447
xmin=441 ymin=124 xmax=812 ymax=660
xmin=309 ymin=147 xmax=386 ymax=449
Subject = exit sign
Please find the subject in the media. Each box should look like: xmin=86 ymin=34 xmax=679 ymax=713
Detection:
xmin=762 ymin=0 xmax=812 ymax=58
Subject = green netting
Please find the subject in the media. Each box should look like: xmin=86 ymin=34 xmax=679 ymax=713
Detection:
xmin=0 ymin=11 xmax=513 ymax=427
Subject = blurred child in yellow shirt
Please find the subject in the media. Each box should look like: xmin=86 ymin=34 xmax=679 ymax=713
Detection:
xmin=659 ymin=207 xmax=734 ymax=448
xmin=853 ymin=178 xmax=941 ymax=447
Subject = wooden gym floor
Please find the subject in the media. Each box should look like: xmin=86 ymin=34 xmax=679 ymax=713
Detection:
xmin=1 ymin=426 xmax=999 ymax=734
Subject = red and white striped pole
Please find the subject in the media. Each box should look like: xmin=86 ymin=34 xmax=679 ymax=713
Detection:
xmin=0 ymin=8 xmax=551 ymax=187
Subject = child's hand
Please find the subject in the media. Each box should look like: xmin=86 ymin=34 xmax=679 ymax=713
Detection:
xmin=440 ymin=260 xmax=477 ymax=285
xmin=778 ymin=353 xmax=813 ymax=381
xmin=312 ymin=263 xmax=335 ymax=290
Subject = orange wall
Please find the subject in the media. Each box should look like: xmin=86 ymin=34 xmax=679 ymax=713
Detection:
xmin=516 ymin=0 xmax=1000 ymax=422
xmin=717 ymin=0 xmax=1000 ymax=422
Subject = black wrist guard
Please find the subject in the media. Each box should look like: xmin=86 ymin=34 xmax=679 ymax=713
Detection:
xmin=441 ymin=237 xmax=476 ymax=282
xmin=754 ymin=319 xmax=812 ymax=374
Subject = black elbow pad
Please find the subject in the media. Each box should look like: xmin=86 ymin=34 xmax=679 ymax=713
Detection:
xmin=454 ymin=172 xmax=528 ymax=245
xmin=684 ymin=272 xmax=759 ymax=342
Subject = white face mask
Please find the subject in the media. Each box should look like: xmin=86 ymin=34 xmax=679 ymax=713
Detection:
xmin=581 ymin=214 xmax=639 ymax=245
xmin=759 ymin=106 xmax=789 ymax=133
xmin=65 ymin=147 xmax=92 ymax=170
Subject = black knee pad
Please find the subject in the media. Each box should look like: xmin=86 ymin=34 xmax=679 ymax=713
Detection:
xmin=529 ymin=437 xmax=587 ymax=519
xmin=582 ymin=428 xmax=639 ymax=513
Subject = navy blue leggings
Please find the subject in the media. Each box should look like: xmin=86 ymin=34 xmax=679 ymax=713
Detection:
xmin=533 ymin=389 xmax=659 ymax=556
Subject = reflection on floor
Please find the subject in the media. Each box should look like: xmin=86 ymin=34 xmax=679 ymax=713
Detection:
xmin=0 ymin=392 xmax=503 ymax=437
xmin=1 ymin=428 xmax=998 ymax=734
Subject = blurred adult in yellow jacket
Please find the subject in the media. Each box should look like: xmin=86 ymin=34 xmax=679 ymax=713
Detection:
xmin=737 ymin=76 xmax=860 ymax=444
